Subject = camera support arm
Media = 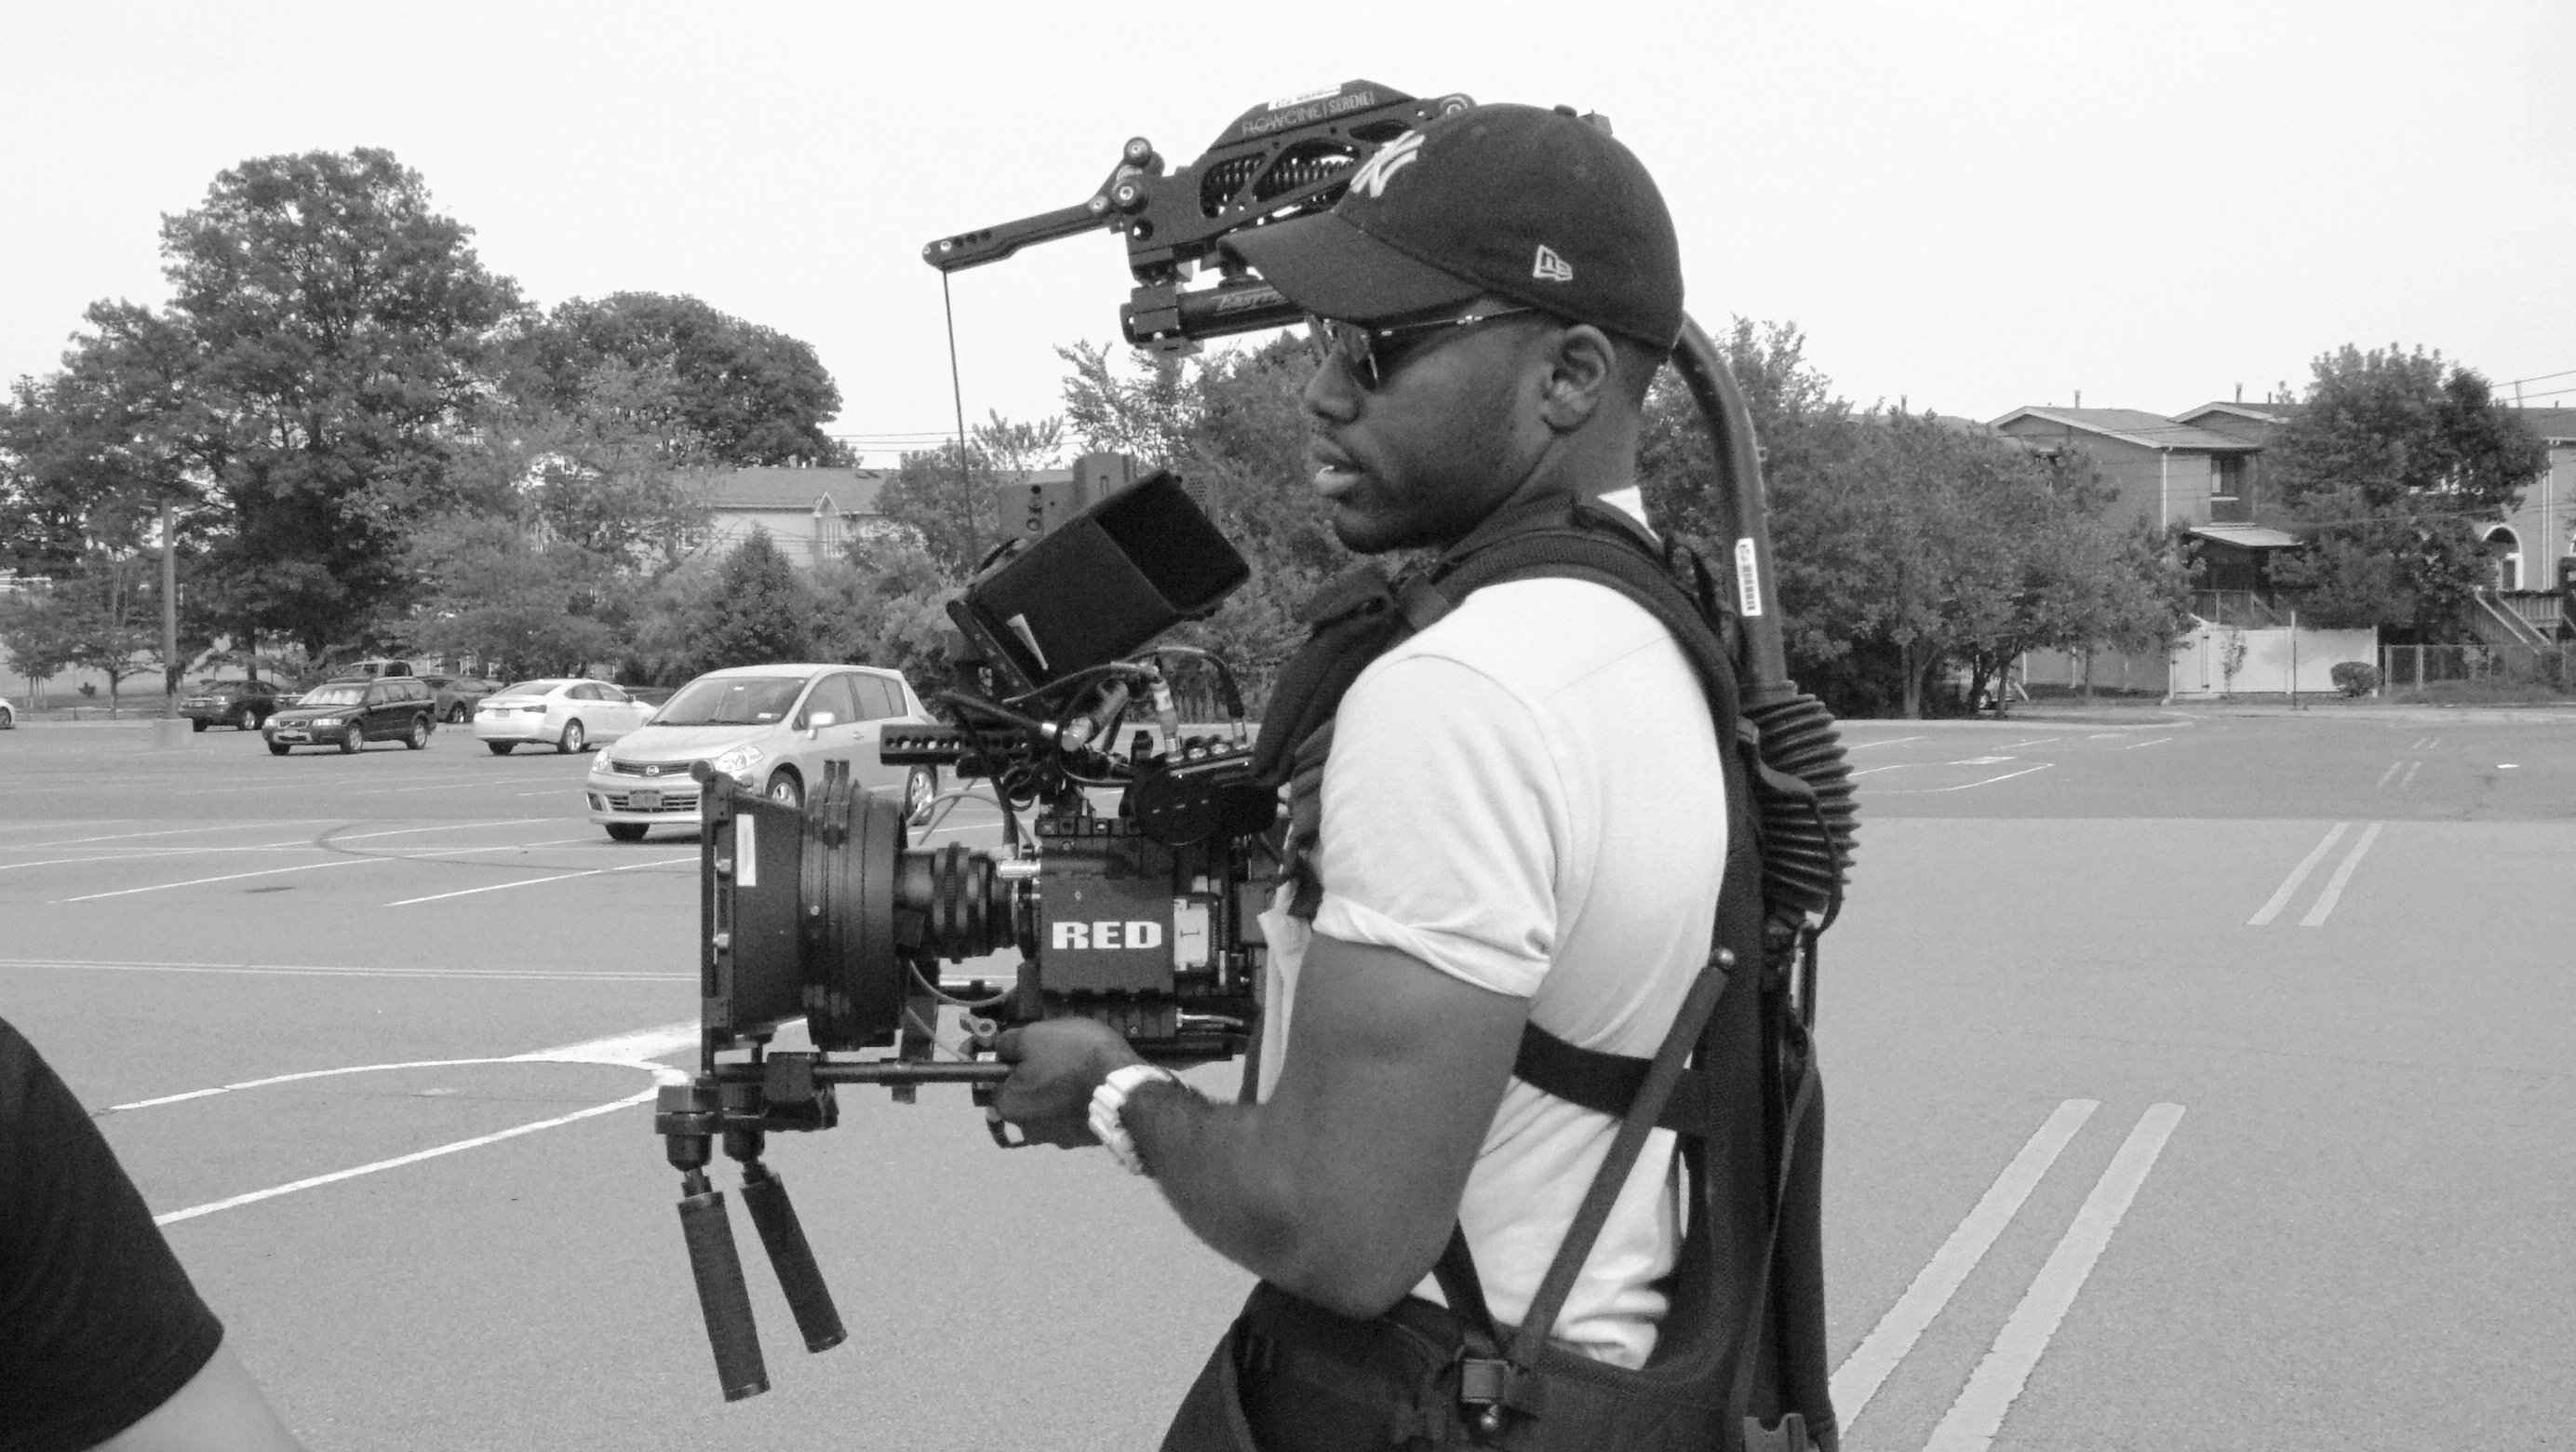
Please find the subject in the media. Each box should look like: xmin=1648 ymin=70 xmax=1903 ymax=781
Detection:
xmin=924 ymin=81 xmax=1476 ymax=354
xmin=919 ymin=79 xmax=1855 ymax=947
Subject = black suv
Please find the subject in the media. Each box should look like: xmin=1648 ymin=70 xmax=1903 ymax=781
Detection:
xmin=263 ymin=677 xmax=439 ymax=755
xmin=180 ymin=679 xmax=286 ymax=733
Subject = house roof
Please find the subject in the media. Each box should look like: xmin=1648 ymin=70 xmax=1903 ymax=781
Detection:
xmin=1989 ymin=408 xmax=2257 ymax=451
xmin=697 ymin=466 xmax=889 ymax=513
xmin=2188 ymin=523 xmax=2303 ymax=549
xmin=2172 ymin=401 xmax=2306 ymax=427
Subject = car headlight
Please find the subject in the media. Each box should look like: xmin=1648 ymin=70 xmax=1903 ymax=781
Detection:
xmin=310 ymin=717 xmax=341 ymax=728
xmin=709 ymin=744 xmax=764 ymax=779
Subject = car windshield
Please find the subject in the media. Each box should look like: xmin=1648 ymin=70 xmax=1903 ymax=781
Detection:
xmin=495 ymin=680 xmax=568 ymax=698
xmin=298 ymin=685 xmax=365 ymax=706
xmin=651 ymin=677 xmax=807 ymax=726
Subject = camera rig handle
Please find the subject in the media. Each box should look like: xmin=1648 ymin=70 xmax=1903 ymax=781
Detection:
xmin=923 ymin=81 xmax=1475 ymax=352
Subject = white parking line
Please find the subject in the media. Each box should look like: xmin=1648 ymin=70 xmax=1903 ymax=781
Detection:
xmin=2374 ymin=760 xmax=2404 ymax=789
xmin=155 ymin=1092 xmax=659 ymax=1226
xmin=48 ymin=833 xmax=597 ymax=902
xmin=1922 ymin=1105 xmax=2183 ymax=1452
xmin=324 ymin=819 xmax=548 ymax=842
xmin=2247 ymin=823 xmax=2348 ymax=926
xmin=1862 ymin=764 xmax=2054 ymax=795
xmin=132 ymin=1020 xmax=699 ymax=1227
xmin=1832 ymin=1100 xmax=2098 ymax=1426
xmin=2123 ymin=736 xmax=2173 ymax=749
xmin=0 ymin=821 xmax=324 ymax=850
xmin=386 ymin=854 xmax=696 ymax=906
xmin=2299 ymin=822 xmax=2383 ymax=927
xmin=2398 ymin=760 xmax=2423 ymax=788
xmin=0 ymin=958 xmax=689 ymax=984
xmin=57 ymin=856 xmax=389 ymax=901
xmin=1845 ymin=736 xmax=1924 ymax=750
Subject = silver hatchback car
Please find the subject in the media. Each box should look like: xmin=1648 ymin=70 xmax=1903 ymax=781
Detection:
xmin=583 ymin=663 xmax=940 ymax=841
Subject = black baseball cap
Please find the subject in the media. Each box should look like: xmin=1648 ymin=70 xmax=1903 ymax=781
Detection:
xmin=1225 ymin=102 xmax=1684 ymax=348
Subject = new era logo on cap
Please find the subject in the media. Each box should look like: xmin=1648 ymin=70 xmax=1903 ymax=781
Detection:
xmin=1532 ymin=244 xmax=1574 ymax=283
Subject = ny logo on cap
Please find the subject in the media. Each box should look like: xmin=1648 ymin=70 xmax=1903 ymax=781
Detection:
xmin=1533 ymin=245 xmax=1575 ymax=283
xmin=1348 ymin=131 xmax=1425 ymax=199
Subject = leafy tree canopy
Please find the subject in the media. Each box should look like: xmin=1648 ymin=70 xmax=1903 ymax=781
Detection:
xmin=157 ymin=147 xmax=525 ymax=651
xmin=2263 ymin=343 xmax=2546 ymax=637
xmin=516 ymin=292 xmax=848 ymax=467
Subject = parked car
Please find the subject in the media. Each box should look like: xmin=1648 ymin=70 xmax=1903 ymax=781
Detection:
xmin=418 ymin=674 xmax=498 ymax=724
xmin=0 ymin=696 xmax=14 ymax=729
xmin=320 ymin=657 xmax=417 ymax=680
xmin=263 ymin=677 xmax=438 ymax=755
xmin=179 ymin=679 xmax=287 ymax=733
xmin=474 ymin=679 xmax=655 ymax=756
xmin=584 ymin=664 xmax=937 ymax=841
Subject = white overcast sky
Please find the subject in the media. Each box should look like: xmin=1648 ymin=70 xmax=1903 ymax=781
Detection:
xmin=6 ymin=0 xmax=2572 ymax=462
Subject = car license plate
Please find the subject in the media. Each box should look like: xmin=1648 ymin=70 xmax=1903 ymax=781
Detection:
xmin=630 ymin=790 xmax=662 ymax=811
xmin=276 ymin=731 xmax=306 ymax=742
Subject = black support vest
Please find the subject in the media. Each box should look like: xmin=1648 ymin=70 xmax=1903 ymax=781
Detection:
xmin=1166 ymin=494 xmax=1837 ymax=1452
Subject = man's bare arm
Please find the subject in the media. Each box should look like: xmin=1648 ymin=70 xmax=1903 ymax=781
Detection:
xmin=100 ymin=1344 xmax=304 ymax=1452
xmin=1127 ymin=932 xmax=1527 ymax=1319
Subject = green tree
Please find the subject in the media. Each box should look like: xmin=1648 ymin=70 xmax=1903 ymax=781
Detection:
xmin=874 ymin=411 xmax=1066 ymax=575
xmin=1058 ymin=336 xmax=1347 ymax=705
xmin=158 ymin=148 xmax=525 ymax=651
xmin=690 ymin=530 xmax=813 ymax=673
xmin=2263 ymin=344 xmax=2546 ymax=637
xmin=397 ymin=517 xmax=621 ymax=677
xmin=1642 ymin=322 xmax=2189 ymax=718
xmin=517 ymin=292 xmax=848 ymax=466
xmin=0 ymin=557 xmax=161 ymax=711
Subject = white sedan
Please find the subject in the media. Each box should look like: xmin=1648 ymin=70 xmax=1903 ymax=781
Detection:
xmin=473 ymin=679 xmax=656 ymax=755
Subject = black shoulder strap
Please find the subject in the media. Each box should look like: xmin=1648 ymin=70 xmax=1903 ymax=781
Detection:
xmin=1418 ymin=501 xmax=1833 ymax=1447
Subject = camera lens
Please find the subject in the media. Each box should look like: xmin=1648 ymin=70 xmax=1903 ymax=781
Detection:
xmin=791 ymin=774 xmax=1019 ymax=1051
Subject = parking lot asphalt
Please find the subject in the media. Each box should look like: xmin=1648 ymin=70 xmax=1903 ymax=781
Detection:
xmin=3 ymin=712 xmax=2569 ymax=1450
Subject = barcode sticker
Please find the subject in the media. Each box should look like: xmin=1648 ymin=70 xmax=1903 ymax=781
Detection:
xmin=1734 ymin=538 xmax=1764 ymax=617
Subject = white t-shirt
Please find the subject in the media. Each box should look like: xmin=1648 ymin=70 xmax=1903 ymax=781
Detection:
xmin=1255 ymin=526 xmax=1729 ymax=1368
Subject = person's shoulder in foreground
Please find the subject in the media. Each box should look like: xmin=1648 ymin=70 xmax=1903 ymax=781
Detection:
xmin=1 ymin=1018 xmax=305 ymax=1452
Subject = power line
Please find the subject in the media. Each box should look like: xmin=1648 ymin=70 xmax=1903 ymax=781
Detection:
xmin=2489 ymin=366 xmax=2576 ymax=388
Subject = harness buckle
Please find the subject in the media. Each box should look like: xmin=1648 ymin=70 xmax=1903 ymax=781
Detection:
xmin=1745 ymin=1411 xmax=1815 ymax=1452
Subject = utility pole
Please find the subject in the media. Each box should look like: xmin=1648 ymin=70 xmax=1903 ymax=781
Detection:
xmin=160 ymin=498 xmax=179 ymax=719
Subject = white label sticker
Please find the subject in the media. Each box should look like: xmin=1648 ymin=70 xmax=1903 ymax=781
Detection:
xmin=1734 ymin=538 xmax=1764 ymax=617
xmin=736 ymin=815 xmax=757 ymax=888
xmin=1267 ymin=85 xmax=1340 ymax=111
xmin=1174 ymin=898 xmax=1212 ymax=969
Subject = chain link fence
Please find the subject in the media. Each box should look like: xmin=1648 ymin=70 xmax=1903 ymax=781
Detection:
xmin=2381 ymin=642 xmax=2572 ymax=692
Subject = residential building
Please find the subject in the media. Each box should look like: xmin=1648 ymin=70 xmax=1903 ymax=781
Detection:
xmin=1988 ymin=407 xmax=2261 ymax=530
xmin=697 ymin=466 xmax=891 ymax=570
xmin=695 ymin=464 xmax=1080 ymax=570
xmin=2479 ymin=406 xmax=2576 ymax=597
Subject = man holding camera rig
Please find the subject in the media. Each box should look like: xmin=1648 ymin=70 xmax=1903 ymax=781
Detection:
xmin=996 ymin=102 xmax=1792 ymax=1449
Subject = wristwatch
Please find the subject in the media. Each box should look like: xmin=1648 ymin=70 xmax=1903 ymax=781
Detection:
xmin=1090 ymin=1063 xmax=1180 ymax=1176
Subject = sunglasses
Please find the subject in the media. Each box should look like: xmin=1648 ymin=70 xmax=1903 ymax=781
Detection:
xmin=1303 ymin=306 xmax=1539 ymax=390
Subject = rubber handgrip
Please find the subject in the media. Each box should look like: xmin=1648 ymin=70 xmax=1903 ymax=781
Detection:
xmin=740 ymin=1169 xmax=848 ymax=1353
xmin=678 ymin=1188 xmax=770 ymax=1399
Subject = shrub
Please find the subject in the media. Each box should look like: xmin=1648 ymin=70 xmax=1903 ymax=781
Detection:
xmin=2330 ymin=661 xmax=2381 ymax=697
